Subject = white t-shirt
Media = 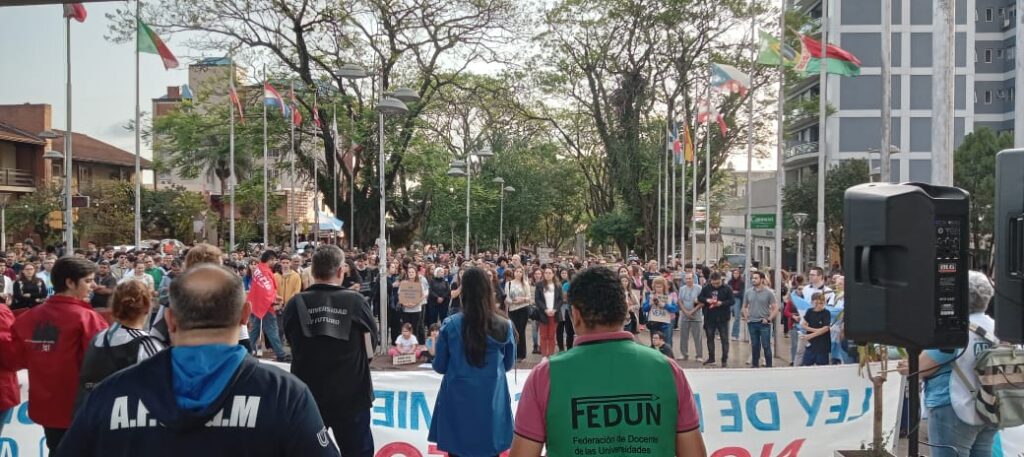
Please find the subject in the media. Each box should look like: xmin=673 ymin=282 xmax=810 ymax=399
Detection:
xmin=543 ymin=286 xmax=556 ymax=310
xmin=949 ymin=313 xmax=997 ymax=425
xmin=395 ymin=334 xmax=419 ymax=354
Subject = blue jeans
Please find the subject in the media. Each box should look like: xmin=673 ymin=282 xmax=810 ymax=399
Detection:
xmin=731 ymin=300 xmax=743 ymax=338
xmin=748 ymin=321 xmax=772 ymax=367
xmin=927 ymin=404 xmax=996 ymax=457
xmin=249 ymin=313 xmax=287 ymax=360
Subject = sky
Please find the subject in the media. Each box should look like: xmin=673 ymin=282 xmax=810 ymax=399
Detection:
xmin=0 ymin=2 xmax=187 ymax=160
xmin=0 ymin=2 xmax=776 ymax=172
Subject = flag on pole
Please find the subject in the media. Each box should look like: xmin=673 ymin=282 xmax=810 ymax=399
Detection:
xmin=756 ymin=31 xmax=799 ymax=66
xmin=63 ymin=3 xmax=87 ymax=22
xmin=137 ymin=19 xmax=179 ymax=70
xmin=229 ymin=87 xmax=245 ymax=123
xmin=697 ymin=98 xmax=728 ymax=138
xmin=683 ymin=123 xmax=695 ymax=162
xmin=799 ymin=34 xmax=862 ymax=76
xmin=710 ymin=63 xmax=750 ymax=96
xmin=312 ymin=101 xmax=322 ymax=129
xmin=263 ymin=82 xmax=287 ymax=116
xmin=289 ymin=87 xmax=302 ymax=126
xmin=671 ymin=122 xmax=683 ymax=163
xmin=716 ymin=113 xmax=728 ymax=137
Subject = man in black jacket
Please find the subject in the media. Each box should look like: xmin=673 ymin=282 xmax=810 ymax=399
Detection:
xmin=56 ymin=264 xmax=339 ymax=457
xmin=698 ymin=272 xmax=735 ymax=367
xmin=282 ymin=245 xmax=379 ymax=457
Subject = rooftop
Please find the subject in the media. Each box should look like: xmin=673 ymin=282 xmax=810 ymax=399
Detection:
xmin=49 ymin=130 xmax=152 ymax=169
xmin=0 ymin=122 xmax=45 ymax=145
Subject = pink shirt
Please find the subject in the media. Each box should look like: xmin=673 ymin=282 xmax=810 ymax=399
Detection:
xmin=514 ymin=331 xmax=701 ymax=443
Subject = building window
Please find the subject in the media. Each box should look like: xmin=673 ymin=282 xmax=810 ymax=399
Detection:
xmin=997 ymin=48 xmax=1005 ymax=58
xmin=1010 ymin=46 xmax=1017 ymax=60
xmin=999 ymin=89 xmax=1007 ymax=99
xmin=985 ymin=49 xmax=992 ymax=63
xmin=999 ymin=7 xmax=1005 ymax=17
xmin=985 ymin=90 xmax=993 ymax=104
xmin=1011 ymin=87 xmax=1016 ymax=101
xmin=986 ymin=8 xmax=993 ymax=22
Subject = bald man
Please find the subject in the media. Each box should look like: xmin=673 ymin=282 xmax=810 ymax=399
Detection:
xmin=56 ymin=265 xmax=340 ymax=457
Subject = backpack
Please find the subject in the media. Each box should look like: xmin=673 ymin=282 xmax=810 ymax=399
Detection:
xmin=951 ymin=323 xmax=1024 ymax=429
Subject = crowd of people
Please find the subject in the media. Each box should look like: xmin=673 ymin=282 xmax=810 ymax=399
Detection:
xmin=0 ymin=238 xmax=1004 ymax=456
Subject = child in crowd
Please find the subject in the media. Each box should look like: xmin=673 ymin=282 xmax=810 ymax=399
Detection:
xmin=423 ymin=323 xmax=441 ymax=362
xmin=800 ymin=292 xmax=831 ymax=366
xmin=389 ymin=323 xmax=424 ymax=358
xmin=651 ymin=331 xmax=674 ymax=358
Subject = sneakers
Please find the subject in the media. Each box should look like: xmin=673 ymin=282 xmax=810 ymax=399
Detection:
xmin=702 ymin=359 xmax=715 ymax=366
xmin=276 ymin=354 xmax=292 ymax=363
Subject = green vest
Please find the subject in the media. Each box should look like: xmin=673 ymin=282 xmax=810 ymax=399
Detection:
xmin=546 ymin=339 xmax=678 ymax=457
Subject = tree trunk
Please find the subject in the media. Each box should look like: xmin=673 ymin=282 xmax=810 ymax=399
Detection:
xmin=872 ymin=376 xmax=885 ymax=452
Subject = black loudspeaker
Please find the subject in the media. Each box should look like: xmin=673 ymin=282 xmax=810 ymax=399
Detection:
xmin=844 ymin=182 xmax=970 ymax=349
xmin=994 ymin=149 xmax=1024 ymax=343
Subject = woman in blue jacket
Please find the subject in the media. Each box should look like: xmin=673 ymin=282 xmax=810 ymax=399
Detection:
xmin=643 ymin=276 xmax=679 ymax=352
xmin=429 ymin=267 xmax=516 ymax=457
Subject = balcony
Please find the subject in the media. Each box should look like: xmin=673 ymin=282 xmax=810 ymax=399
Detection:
xmin=0 ymin=168 xmax=36 ymax=191
xmin=783 ymin=141 xmax=819 ymax=168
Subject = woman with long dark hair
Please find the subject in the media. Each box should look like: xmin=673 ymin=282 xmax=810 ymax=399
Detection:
xmin=534 ymin=267 xmax=561 ymax=357
xmin=11 ymin=263 xmax=46 ymax=310
xmin=429 ymin=267 xmax=515 ymax=457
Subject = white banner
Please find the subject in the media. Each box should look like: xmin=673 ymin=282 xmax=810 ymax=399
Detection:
xmin=2 ymin=365 xmax=1023 ymax=457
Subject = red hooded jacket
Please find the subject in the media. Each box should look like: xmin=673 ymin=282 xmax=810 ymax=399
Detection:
xmin=0 ymin=304 xmax=20 ymax=411
xmin=7 ymin=294 xmax=108 ymax=428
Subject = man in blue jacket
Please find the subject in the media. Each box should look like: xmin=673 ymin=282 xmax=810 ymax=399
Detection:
xmin=55 ymin=264 xmax=340 ymax=457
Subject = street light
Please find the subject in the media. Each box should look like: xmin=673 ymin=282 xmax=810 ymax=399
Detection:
xmin=793 ymin=212 xmax=809 ymax=275
xmin=375 ymin=90 xmax=418 ymax=349
xmin=448 ymin=145 xmax=492 ymax=259
xmin=336 ymin=64 xmax=369 ymax=250
xmin=867 ymin=144 xmax=900 ymax=182
xmin=493 ymin=177 xmax=515 ymax=256
xmin=40 ymin=129 xmax=72 ymax=254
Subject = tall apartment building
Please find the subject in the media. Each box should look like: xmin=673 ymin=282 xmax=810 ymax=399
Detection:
xmin=784 ymin=0 xmax=1017 ymax=184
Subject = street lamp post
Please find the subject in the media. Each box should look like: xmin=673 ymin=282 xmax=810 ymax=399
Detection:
xmin=337 ymin=64 xmax=369 ymax=249
xmin=40 ymin=130 xmax=71 ymax=252
xmin=793 ymin=212 xmax=808 ymax=275
xmin=493 ymin=177 xmax=514 ymax=256
xmin=448 ymin=145 xmax=493 ymax=260
xmin=375 ymin=90 xmax=418 ymax=349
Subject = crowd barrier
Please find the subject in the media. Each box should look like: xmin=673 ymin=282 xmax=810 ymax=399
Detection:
xmin=1 ymin=363 xmax=1022 ymax=456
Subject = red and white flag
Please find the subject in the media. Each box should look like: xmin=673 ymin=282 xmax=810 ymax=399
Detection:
xmin=229 ymin=87 xmax=245 ymax=123
xmin=63 ymin=3 xmax=87 ymax=22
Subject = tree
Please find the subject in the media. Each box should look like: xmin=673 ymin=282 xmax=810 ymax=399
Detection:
xmin=112 ymin=0 xmax=522 ymax=248
xmin=782 ymin=159 xmax=870 ymax=266
xmin=152 ymin=100 xmax=263 ymax=244
xmin=7 ymin=187 xmax=61 ymax=247
xmin=522 ymin=0 xmax=775 ymax=256
xmin=589 ymin=211 xmax=638 ymax=257
xmin=955 ymin=127 xmax=1008 ymax=269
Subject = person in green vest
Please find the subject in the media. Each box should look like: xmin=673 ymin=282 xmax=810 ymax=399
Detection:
xmin=510 ymin=267 xmax=706 ymax=457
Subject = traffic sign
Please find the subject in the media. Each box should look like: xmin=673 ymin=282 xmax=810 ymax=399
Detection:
xmin=751 ymin=214 xmax=776 ymax=229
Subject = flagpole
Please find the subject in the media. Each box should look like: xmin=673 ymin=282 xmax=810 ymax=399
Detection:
xmin=671 ymin=122 xmax=677 ymax=264
xmin=290 ymin=82 xmax=297 ymax=250
xmin=314 ymin=122 xmax=321 ymax=245
xmin=692 ymin=112 xmax=699 ymax=270
xmin=62 ymin=13 xmax=74 ymax=257
xmin=932 ymin=0 xmax=955 ymax=186
xmin=704 ymin=63 xmax=712 ymax=265
xmin=880 ymin=0 xmax=892 ymax=181
xmin=349 ymin=112 xmax=355 ymax=250
xmin=680 ymin=123 xmax=686 ymax=266
xmin=664 ymin=131 xmax=670 ymax=264
xmin=229 ymin=59 xmax=236 ymax=251
xmin=744 ymin=13 xmax=755 ymax=288
xmin=656 ymin=139 xmax=662 ymax=264
xmin=262 ymin=67 xmax=269 ymax=247
xmin=815 ymin=0 xmax=828 ymax=268
xmin=773 ymin=0 xmax=787 ymax=360
xmin=133 ymin=0 xmax=141 ymax=251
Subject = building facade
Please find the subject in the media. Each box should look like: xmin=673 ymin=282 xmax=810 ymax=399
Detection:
xmin=785 ymin=0 xmax=1016 ymax=184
